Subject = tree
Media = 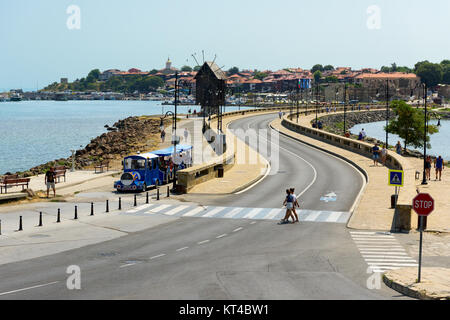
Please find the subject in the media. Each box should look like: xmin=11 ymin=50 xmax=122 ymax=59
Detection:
xmin=228 ymin=67 xmax=239 ymax=75
xmin=193 ymin=66 xmax=201 ymax=72
xmin=313 ymin=70 xmax=322 ymax=83
xmin=442 ymin=65 xmax=450 ymax=84
xmin=181 ymin=65 xmax=192 ymax=72
xmin=323 ymin=65 xmax=334 ymax=71
xmin=416 ymin=62 xmax=443 ymax=87
xmin=149 ymin=69 xmax=158 ymax=75
xmin=386 ymin=100 xmax=438 ymax=150
xmin=254 ymin=72 xmax=268 ymax=80
xmin=311 ymin=64 xmax=324 ymax=73
xmin=325 ymin=76 xmax=338 ymax=83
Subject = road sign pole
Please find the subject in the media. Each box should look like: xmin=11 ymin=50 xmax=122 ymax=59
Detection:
xmin=418 ymin=224 xmax=423 ymax=283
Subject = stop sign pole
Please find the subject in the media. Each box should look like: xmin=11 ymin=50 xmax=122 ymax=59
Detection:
xmin=412 ymin=193 xmax=434 ymax=283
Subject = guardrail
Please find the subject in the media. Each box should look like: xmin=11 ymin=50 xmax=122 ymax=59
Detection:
xmin=281 ymin=108 xmax=416 ymax=231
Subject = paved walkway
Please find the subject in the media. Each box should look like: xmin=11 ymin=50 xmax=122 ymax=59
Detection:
xmin=384 ymin=267 xmax=450 ymax=300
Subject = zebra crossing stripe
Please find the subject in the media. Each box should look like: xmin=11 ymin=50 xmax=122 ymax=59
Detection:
xmin=367 ymin=262 xmax=418 ymax=267
xmin=202 ymin=207 xmax=227 ymax=218
xmin=164 ymin=205 xmax=190 ymax=216
xmin=182 ymin=207 xmax=206 ymax=217
xmin=262 ymin=208 xmax=284 ymax=220
xmin=147 ymin=204 xmax=171 ymax=213
xmin=127 ymin=204 xmax=156 ymax=213
xmin=305 ymin=211 xmax=321 ymax=221
xmin=325 ymin=211 xmax=342 ymax=223
xmin=243 ymin=208 xmax=264 ymax=219
xmin=223 ymin=207 xmax=245 ymax=218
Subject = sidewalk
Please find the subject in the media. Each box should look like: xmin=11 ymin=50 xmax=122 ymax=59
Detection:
xmin=186 ymin=113 xmax=269 ymax=194
xmin=383 ymin=267 xmax=450 ymax=300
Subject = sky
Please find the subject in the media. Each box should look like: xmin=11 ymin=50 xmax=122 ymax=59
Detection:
xmin=1 ymin=0 xmax=449 ymax=91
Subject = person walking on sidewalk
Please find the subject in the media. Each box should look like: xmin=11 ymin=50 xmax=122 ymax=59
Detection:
xmin=395 ymin=141 xmax=402 ymax=155
xmin=183 ymin=128 xmax=189 ymax=142
xmin=380 ymin=145 xmax=387 ymax=166
xmin=426 ymin=156 xmax=432 ymax=180
xmin=434 ymin=156 xmax=444 ymax=181
xmin=161 ymin=129 xmax=166 ymax=143
xmin=45 ymin=167 xmax=56 ymax=198
xmin=372 ymin=143 xmax=380 ymax=166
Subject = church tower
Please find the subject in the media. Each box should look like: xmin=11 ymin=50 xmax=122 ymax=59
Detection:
xmin=165 ymin=57 xmax=172 ymax=70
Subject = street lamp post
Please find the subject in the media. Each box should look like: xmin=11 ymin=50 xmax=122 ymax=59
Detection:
xmin=315 ymin=83 xmax=319 ymax=126
xmin=421 ymin=83 xmax=428 ymax=185
xmin=296 ymin=81 xmax=300 ymax=123
xmin=343 ymin=84 xmax=347 ymax=135
xmin=385 ymin=79 xmax=390 ymax=149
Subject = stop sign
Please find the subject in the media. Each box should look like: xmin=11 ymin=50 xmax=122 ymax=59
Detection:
xmin=412 ymin=193 xmax=434 ymax=216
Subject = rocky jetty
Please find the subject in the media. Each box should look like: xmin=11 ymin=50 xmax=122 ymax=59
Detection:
xmin=11 ymin=116 xmax=171 ymax=177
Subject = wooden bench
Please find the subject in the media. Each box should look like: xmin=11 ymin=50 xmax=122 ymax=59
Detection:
xmin=95 ymin=161 xmax=109 ymax=173
xmin=0 ymin=175 xmax=30 ymax=194
xmin=54 ymin=165 xmax=67 ymax=183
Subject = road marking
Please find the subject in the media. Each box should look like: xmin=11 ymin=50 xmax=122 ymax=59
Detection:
xmin=367 ymin=262 xmax=418 ymax=267
xmin=148 ymin=204 xmax=171 ymax=213
xmin=0 ymin=281 xmax=59 ymax=297
xmin=119 ymin=263 xmax=137 ymax=268
xmin=150 ymin=254 xmax=166 ymax=260
xmin=216 ymin=234 xmax=227 ymax=239
xmin=182 ymin=207 xmax=205 ymax=217
xmin=233 ymin=227 xmax=243 ymax=233
xmin=325 ymin=211 xmax=342 ymax=222
xmin=305 ymin=211 xmax=321 ymax=221
xmin=262 ymin=208 xmax=283 ymax=220
xmin=249 ymin=221 xmax=257 ymax=225
xmin=164 ymin=205 xmax=190 ymax=216
xmin=202 ymin=207 xmax=227 ymax=218
xmin=243 ymin=208 xmax=264 ymax=219
xmin=176 ymin=247 xmax=189 ymax=252
xmin=223 ymin=207 xmax=244 ymax=218
xmin=197 ymin=240 xmax=210 ymax=245
xmin=127 ymin=204 xmax=154 ymax=213
xmin=364 ymin=259 xmax=417 ymax=262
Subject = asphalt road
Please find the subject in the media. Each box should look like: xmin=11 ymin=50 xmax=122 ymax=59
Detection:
xmin=0 ymin=113 xmax=405 ymax=300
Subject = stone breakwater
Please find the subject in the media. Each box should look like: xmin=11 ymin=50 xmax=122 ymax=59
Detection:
xmin=4 ymin=116 xmax=171 ymax=177
xmin=317 ymin=110 xmax=396 ymax=136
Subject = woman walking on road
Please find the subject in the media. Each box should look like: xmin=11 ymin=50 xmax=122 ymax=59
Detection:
xmin=290 ymin=188 xmax=299 ymax=223
xmin=425 ymin=156 xmax=432 ymax=180
xmin=280 ymin=189 xmax=294 ymax=224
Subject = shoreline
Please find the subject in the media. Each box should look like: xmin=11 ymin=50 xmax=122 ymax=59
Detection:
xmin=1 ymin=115 xmax=172 ymax=177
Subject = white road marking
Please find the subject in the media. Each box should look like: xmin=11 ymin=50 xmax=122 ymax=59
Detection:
xmin=202 ymin=207 xmax=227 ymax=218
xmin=305 ymin=211 xmax=321 ymax=221
xmin=243 ymin=208 xmax=264 ymax=219
xmin=262 ymin=208 xmax=283 ymax=220
xmin=182 ymin=207 xmax=205 ymax=217
xmin=197 ymin=240 xmax=210 ymax=245
xmin=127 ymin=204 xmax=154 ymax=213
xmin=176 ymin=247 xmax=189 ymax=252
xmin=0 ymin=281 xmax=59 ymax=296
xmin=150 ymin=254 xmax=166 ymax=260
xmin=249 ymin=221 xmax=257 ymax=225
xmin=223 ymin=207 xmax=244 ymax=218
xmin=164 ymin=205 xmax=190 ymax=216
xmin=119 ymin=263 xmax=137 ymax=268
xmin=325 ymin=211 xmax=342 ymax=223
xmin=216 ymin=234 xmax=227 ymax=239
xmin=233 ymin=227 xmax=243 ymax=233
xmin=367 ymin=263 xmax=418 ymax=267
xmin=148 ymin=204 xmax=171 ymax=213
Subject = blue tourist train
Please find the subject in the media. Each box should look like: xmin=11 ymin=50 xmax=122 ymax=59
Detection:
xmin=114 ymin=145 xmax=193 ymax=192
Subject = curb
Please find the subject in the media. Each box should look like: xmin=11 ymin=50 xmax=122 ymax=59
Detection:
xmin=382 ymin=274 xmax=449 ymax=300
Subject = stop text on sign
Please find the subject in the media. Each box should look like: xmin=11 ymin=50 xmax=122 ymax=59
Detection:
xmin=414 ymin=200 xmax=433 ymax=209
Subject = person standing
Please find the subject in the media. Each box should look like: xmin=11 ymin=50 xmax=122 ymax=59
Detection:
xmin=183 ymin=128 xmax=189 ymax=142
xmin=425 ymin=156 xmax=432 ymax=180
xmin=45 ymin=167 xmax=56 ymax=198
xmin=372 ymin=143 xmax=380 ymax=166
xmin=278 ymin=110 xmax=283 ymax=119
xmin=434 ymin=156 xmax=444 ymax=181
xmin=395 ymin=141 xmax=402 ymax=155
xmin=380 ymin=145 xmax=387 ymax=165
xmin=161 ymin=129 xmax=166 ymax=143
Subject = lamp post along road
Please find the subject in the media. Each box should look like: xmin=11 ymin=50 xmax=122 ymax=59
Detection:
xmin=422 ymin=83 xmax=428 ymax=185
xmin=385 ymin=79 xmax=389 ymax=148
xmin=343 ymin=84 xmax=347 ymax=135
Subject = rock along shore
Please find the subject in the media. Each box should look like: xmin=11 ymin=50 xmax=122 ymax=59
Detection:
xmin=3 ymin=116 xmax=171 ymax=177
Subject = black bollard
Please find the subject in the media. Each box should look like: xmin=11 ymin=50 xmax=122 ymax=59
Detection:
xmin=90 ymin=202 xmax=94 ymax=216
xmin=134 ymin=194 xmax=137 ymax=207
xmin=157 ymin=188 xmax=160 ymax=201
xmin=57 ymin=208 xmax=61 ymax=223
xmin=118 ymin=197 xmax=122 ymax=210
xmin=106 ymin=200 xmax=109 ymax=213
xmin=38 ymin=212 xmax=43 ymax=227
xmin=167 ymin=186 xmax=170 ymax=197
xmin=74 ymin=205 xmax=78 ymax=220
xmin=18 ymin=216 xmax=23 ymax=231
xmin=146 ymin=192 xmax=149 ymax=204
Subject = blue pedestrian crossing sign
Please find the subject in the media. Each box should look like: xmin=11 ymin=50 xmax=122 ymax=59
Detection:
xmin=389 ymin=170 xmax=404 ymax=187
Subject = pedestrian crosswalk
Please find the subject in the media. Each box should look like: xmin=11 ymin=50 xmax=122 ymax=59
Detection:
xmin=350 ymin=231 xmax=418 ymax=273
xmin=120 ymin=203 xmax=350 ymax=223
